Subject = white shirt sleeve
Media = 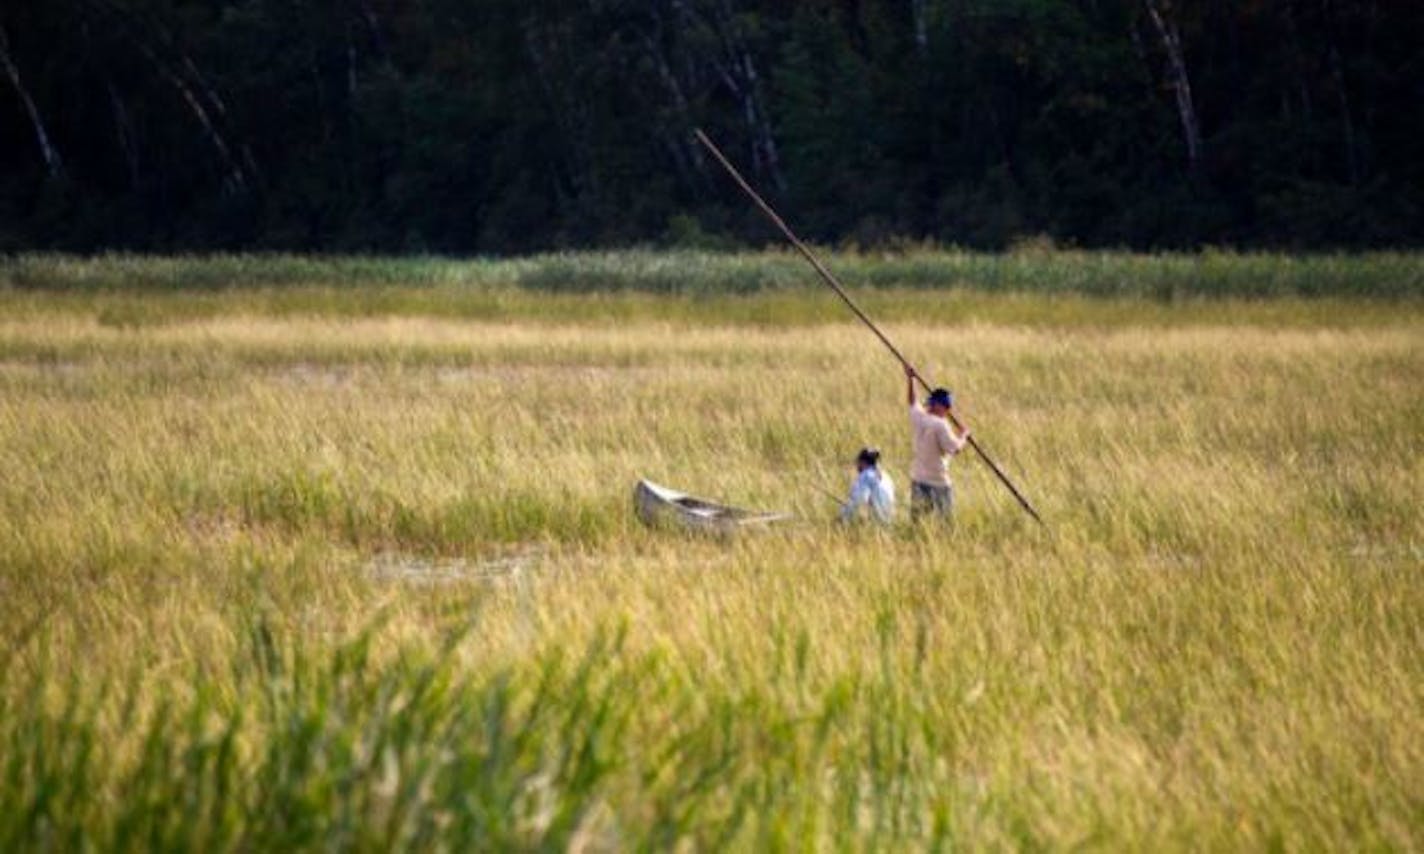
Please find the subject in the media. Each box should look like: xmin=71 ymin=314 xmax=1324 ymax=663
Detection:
xmin=937 ymin=422 xmax=966 ymax=456
xmin=840 ymin=471 xmax=873 ymax=521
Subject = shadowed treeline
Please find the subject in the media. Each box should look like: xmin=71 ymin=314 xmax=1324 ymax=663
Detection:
xmin=1 ymin=1 xmax=1421 ymax=252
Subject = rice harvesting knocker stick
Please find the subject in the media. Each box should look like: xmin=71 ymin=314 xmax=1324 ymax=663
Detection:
xmin=694 ymin=128 xmax=1044 ymax=526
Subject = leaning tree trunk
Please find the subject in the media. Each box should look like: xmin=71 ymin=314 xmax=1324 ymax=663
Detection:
xmin=1142 ymin=0 xmax=1203 ymax=177
xmin=84 ymin=0 xmax=258 ymax=194
xmin=0 ymin=26 xmax=65 ymax=179
xmin=706 ymin=0 xmax=783 ymax=190
xmin=637 ymin=21 xmax=707 ymax=187
xmin=150 ymin=49 xmax=250 ymax=193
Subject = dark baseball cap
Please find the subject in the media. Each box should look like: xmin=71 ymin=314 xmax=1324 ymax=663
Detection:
xmin=926 ymin=388 xmax=954 ymax=408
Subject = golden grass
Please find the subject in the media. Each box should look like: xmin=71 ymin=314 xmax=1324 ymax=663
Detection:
xmin=1 ymin=288 xmax=1421 ymax=849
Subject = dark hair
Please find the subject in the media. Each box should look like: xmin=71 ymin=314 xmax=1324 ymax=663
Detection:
xmin=926 ymin=388 xmax=954 ymax=408
xmin=856 ymin=447 xmax=881 ymax=466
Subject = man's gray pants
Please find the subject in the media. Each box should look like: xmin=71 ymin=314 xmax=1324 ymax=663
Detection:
xmin=910 ymin=481 xmax=953 ymax=520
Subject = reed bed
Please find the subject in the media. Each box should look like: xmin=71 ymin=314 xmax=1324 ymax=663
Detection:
xmin=1 ymin=259 xmax=1421 ymax=850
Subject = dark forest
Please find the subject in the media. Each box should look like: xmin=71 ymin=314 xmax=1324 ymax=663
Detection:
xmin=1 ymin=0 xmax=1420 ymax=252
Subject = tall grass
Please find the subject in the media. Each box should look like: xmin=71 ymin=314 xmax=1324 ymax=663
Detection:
xmin=1 ymin=260 xmax=1421 ymax=848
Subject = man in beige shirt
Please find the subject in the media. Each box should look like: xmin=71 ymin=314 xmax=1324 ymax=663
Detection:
xmin=905 ymin=365 xmax=970 ymax=520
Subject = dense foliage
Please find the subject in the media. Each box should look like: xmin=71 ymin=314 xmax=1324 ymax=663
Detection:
xmin=1 ymin=0 xmax=1420 ymax=252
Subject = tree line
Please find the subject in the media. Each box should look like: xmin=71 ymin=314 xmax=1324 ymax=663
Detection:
xmin=1 ymin=0 xmax=1419 ymax=253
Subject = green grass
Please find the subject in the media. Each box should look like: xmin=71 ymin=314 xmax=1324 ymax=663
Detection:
xmin=1 ymin=254 xmax=1421 ymax=849
xmin=5 ymin=247 xmax=1422 ymax=298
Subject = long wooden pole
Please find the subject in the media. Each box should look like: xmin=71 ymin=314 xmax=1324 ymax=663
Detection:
xmin=694 ymin=128 xmax=1044 ymax=526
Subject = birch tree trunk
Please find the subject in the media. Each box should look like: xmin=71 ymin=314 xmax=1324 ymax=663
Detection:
xmin=0 ymin=26 xmax=65 ymax=179
xmin=707 ymin=0 xmax=783 ymax=189
xmin=148 ymin=47 xmax=250 ymax=193
xmin=85 ymin=0 xmax=258 ymax=193
xmin=1142 ymin=0 xmax=1203 ymax=176
xmin=636 ymin=12 xmax=706 ymax=185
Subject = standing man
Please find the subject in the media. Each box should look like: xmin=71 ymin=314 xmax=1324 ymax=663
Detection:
xmin=906 ymin=365 xmax=970 ymax=520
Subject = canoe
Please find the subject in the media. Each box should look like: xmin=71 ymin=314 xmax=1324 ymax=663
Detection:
xmin=634 ymin=479 xmax=791 ymax=532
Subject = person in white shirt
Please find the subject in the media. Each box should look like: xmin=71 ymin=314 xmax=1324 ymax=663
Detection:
xmin=840 ymin=447 xmax=896 ymax=525
xmin=905 ymin=365 xmax=970 ymax=520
